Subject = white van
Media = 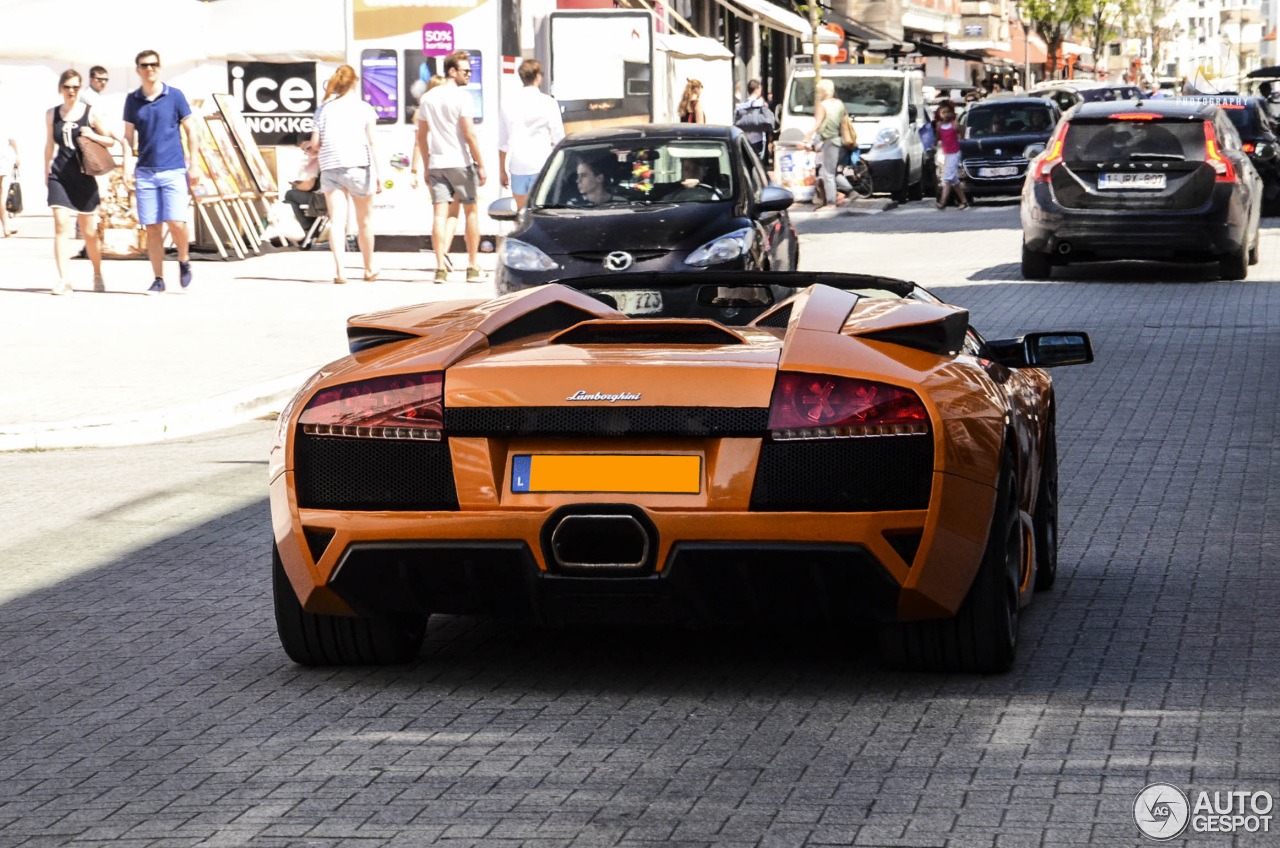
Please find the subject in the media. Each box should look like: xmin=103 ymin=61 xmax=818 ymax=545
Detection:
xmin=777 ymin=63 xmax=927 ymax=203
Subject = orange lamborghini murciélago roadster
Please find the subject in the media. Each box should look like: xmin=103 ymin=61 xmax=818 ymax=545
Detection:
xmin=268 ymin=272 xmax=1093 ymax=672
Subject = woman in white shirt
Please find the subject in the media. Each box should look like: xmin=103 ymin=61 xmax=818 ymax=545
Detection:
xmin=309 ymin=65 xmax=382 ymax=284
xmin=498 ymin=60 xmax=564 ymax=209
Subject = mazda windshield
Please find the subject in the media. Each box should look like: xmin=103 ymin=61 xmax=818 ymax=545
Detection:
xmin=533 ymin=140 xmax=735 ymax=208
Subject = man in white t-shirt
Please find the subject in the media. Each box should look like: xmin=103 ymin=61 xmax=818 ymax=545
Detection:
xmin=416 ymin=50 xmax=487 ymax=283
xmin=498 ymin=59 xmax=564 ymax=210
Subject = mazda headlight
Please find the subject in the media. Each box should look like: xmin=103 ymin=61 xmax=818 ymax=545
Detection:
xmin=685 ymin=228 xmax=753 ymax=267
xmin=500 ymin=238 xmax=558 ymax=271
xmin=874 ymin=128 xmax=901 ymax=149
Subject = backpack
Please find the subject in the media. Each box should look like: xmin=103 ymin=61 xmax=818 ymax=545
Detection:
xmin=734 ymin=99 xmax=777 ymax=133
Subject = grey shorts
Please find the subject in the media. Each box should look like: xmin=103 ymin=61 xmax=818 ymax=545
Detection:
xmin=321 ymin=166 xmax=375 ymax=198
xmin=429 ymin=166 xmax=479 ymax=205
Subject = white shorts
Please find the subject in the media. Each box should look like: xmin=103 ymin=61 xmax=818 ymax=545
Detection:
xmin=321 ymin=166 xmax=375 ymax=198
xmin=942 ymin=152 xmax=961 ymax=185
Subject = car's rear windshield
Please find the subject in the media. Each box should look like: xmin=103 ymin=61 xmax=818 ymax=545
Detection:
xmin=1220 ymin=105 xmax=1259 ymax=133
xmin=1063 ymin=119 xmax=1206 ymax=161
xmin=964 ymin=103 xmax=1056 ymax=137
xmin=788 ymin=75 xmax=904 ymax=117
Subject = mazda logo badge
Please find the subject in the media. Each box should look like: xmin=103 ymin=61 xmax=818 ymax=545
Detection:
xmin=604 ymin=251 xmax=634 ymax=271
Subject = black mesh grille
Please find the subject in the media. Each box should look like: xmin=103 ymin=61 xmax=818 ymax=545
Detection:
xmin=445 ymin=406 xmax=768 ymax=437
xmin=750 ymin=436 xmax=933 ymax=512
xmin=295 ymin=435 xmax=460 ymax=511
xmin=755 ymin=304 xmax=793 ymax=329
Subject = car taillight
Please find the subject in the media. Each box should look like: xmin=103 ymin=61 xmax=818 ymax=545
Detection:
xmin=767 ymin=372 xmax=929 ymax=440
xmin=299 ymin=372 xmax=444 ymax=440
xmin=1204 ymin=121 xmax=1236 ymax=182
xmin=1243 ymin=142 xmax=1256 ymax=153
xmin=1030 ymin=120 xmax=1069 ymax=183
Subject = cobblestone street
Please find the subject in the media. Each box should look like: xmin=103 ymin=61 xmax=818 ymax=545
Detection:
xmin=1 ymin=203 xmax=1278 ymax=847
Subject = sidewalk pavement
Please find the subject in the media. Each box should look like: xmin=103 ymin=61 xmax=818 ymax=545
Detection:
xmin=0 ymin=214 xmax=498 ymax=451
xmin=0 ymin=196 xmax=895 ymax=452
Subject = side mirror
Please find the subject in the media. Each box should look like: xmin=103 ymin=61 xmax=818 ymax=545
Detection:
xmin=1257 ymin=142 xmax=1278 ymax=161
xmin=987 ymin=332 xmax=1094 ymax=368
xmin=488 ymin=196 xmax=519 ymax=221
xmin=756 ymin=185 xmax=794 ymax=212
xmin=908 ymin=104 xmax=919 ymax=123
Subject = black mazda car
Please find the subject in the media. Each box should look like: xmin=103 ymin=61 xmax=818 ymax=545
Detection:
xmin=488 ymin=125 xmax=799 ymax=294
xmin=1178 ymin=95 xmax=1280 ymax=213
xmin=1021 ymin=100 xmax=1262 ymax=280
xmin=941 ymin=97 xmax=1061 ymax=199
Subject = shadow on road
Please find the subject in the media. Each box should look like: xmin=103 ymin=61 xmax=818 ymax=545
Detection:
xmin=967 ymin=259 xmax=1245 ymax=283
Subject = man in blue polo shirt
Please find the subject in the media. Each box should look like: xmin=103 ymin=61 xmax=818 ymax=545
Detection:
xmin=123 ymin=49 xmax=202 ymax=294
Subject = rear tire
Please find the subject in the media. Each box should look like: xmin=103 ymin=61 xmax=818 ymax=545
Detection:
xmin=878 ymin=457 xmax=1022 ymax=673
xmin=1021 ymin=246 xmax=1052 ymax=280
xmin=1033 ymin=414 xmax=1058 ymax=591
xmin=273 ymin=543 xmax=426 ymax=666
xmin=1219 ymin=243 xmax=1248 ymax=280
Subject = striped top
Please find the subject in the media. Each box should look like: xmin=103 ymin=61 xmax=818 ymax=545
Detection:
xmin=314 ymin=94 xmax=375 ymax=172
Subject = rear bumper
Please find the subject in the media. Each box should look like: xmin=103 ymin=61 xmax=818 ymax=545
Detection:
xmin=271 ymin=469 xmax=997 ymax=626
xmin=1021 ymin=182 xmax=1246 ymax=260
xmin=325 ymin=539 xmax=902 ymax=626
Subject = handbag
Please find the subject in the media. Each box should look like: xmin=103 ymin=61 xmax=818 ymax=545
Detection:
xmin=78 ymin=136 xmax=116 ymax=176
xmin=734 ymin=100 xmax=777 ymax=133
xmin=839 ymin=113 xmax=858 ymax=149
xmin=5 ymin=169 xmax=21 ymax=215
xmin=919 ymin=121 xmax=937 ymax=151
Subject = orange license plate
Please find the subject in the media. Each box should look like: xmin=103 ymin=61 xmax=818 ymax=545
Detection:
xmin=511 ymin=455 xmax=702 ymax=494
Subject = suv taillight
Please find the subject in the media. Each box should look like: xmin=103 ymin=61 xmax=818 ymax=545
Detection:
xmin=1204 ymin=121 xmax=1236 ymax=182
xmin=1030 ymin=120 xmax=1069 ymax=183
xmin=299 ymin=372 xmax=444 ymax=440
xmin=768 ymin=372 xmax=929 ymax=440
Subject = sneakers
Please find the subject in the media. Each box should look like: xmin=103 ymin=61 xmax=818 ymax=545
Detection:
xmin=51 ymin=280 xmax=73 ymax=296
xmin=466 ymin=266 xmax=486 ymax=283
xmin=179 ymin=261 xmax=193 ymax=289
xmin=93 ymin=274 xmax=105 ymax=293
xmin=146 ymin=278 xmax=166 ymax=295
xmin=434 ymin=269 xmax=449 ymax=284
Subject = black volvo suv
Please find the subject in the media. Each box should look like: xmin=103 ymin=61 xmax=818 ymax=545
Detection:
xmin=1020 ymin=100 xmax=1262 ymax=280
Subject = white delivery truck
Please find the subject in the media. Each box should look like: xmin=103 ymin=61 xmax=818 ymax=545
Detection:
xmin=777 ymin=61 xmax=927 ymax=203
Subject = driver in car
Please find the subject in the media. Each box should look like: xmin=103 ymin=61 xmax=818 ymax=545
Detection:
xmin=669 ymin=157 xmax=720 ymax=201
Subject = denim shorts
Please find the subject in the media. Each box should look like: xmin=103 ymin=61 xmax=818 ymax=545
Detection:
xmin=321 ymin=166 xmax=375 ymax=198
xmin=510 ymin=172 xmax=538 ymax=196
xmin=135 ymin=168 xmax=189 ymax=225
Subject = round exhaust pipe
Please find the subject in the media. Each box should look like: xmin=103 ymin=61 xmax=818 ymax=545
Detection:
xmin=550 ymin=514 xmax=651 ymax=571
xmin=1057 ymin=241 xmax=1073 ymax=255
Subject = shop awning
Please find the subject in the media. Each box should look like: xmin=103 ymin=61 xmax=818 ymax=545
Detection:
xmin=913 ymin=39 xmax=988 ymax=62
xmin=713 ymin=0 xmax=812 ymax=39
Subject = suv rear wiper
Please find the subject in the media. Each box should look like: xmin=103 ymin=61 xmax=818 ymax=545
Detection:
xmin=1127 ymin=152 xmax=1186 ymax=161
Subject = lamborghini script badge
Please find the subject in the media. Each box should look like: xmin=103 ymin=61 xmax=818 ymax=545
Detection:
xmin=566 ymin=390 xmax=642 ymax=402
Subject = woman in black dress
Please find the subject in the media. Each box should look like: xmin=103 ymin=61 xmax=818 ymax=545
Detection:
xmin=44 ymin=69 xmax=115 ymax=294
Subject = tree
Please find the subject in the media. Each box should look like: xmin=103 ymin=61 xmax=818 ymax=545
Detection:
xmin=1021 ymin=0 xmax=1090 ymax=77
xmin=1083 ymin=0 xmax=1139 ymax=69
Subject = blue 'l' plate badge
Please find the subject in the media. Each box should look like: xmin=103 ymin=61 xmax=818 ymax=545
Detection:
xmin=512 ymin=455 xmax=531 ymax=492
